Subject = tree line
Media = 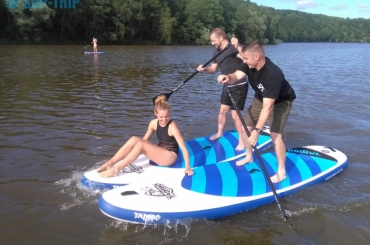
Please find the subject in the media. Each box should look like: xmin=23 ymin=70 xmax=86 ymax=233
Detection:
xmin=1 ymin=0 xmax=370 ymax=44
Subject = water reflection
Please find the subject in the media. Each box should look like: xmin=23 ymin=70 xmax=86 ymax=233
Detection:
xmin=92 ymin=53 xmax=99 ymax=84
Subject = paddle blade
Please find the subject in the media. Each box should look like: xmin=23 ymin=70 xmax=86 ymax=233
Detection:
xmin=152 ymin=92 xmax=172 ymax=105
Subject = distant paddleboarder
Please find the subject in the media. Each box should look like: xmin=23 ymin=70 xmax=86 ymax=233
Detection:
xmin=92 ymin=37 xmax=98 ymax=53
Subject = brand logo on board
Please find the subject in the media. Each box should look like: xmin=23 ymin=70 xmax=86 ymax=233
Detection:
xmin=142 ymin=183 xmax=176 ymax=199
xmin=287 ymin=148 xmax=320 ymax=156
xmin=121 ymin=163 xmax=144 ymax=174
xmin=325 ymin=168 xmax=343 ymax=181
xmin=134 ymin=212 xmax=161 ymax=222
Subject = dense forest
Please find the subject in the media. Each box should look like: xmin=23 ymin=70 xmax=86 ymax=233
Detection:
xmin=1 ymin=0 xmax=370 ymax=44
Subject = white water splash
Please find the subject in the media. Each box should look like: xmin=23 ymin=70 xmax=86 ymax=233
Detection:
xmin=55 ymin=169 xmax=106 ymax=211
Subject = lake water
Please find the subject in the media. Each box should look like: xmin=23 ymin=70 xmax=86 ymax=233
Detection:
xmin=1 ymin=43 xmax=370 ymax=245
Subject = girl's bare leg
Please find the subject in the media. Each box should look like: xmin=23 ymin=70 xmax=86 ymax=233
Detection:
xmin=97 ymin=136 xmax=141 ymax=172
xmin=100 ymin=139 xmax=177 ymax=178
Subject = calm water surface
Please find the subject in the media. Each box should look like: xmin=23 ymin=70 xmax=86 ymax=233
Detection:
xmin=1 ymin=43 xmax=370 ymax=245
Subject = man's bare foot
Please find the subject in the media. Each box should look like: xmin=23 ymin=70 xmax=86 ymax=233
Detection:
xmin=236 ymin=156 xmax=253 ymax=166
xmin=210 ymin=133 xmax=223 ymax=141
xmin=270 ymin=171 xmax=286 ymax=183
xmin=235 ymin=143 xmax=244 ymax=151
xmin=100 ymin=168 xmax=119 ymax=178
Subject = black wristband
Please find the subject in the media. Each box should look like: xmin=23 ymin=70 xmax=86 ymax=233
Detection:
xmin=254 ymin=127 xmax=262 ymax=134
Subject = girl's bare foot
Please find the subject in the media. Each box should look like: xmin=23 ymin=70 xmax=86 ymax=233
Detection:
xmin=96 ymin=161 xmax=112 ymax=172
xmin=100 ymin=168 xmax=119 ymax=178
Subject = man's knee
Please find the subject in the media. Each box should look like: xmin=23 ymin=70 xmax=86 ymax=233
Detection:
xmin=270 ymin=132 xmax=283 ymax=142
xmin=219 ymin=106 xmax=229 ymax=115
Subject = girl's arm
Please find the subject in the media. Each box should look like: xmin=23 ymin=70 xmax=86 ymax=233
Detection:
xmin=143 ymin=119 xmax=156 ymax=141
xmin=169 ymin=121 xmax=193 ymax=176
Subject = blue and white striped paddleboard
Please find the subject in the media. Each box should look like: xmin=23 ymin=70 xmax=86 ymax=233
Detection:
xmin=81 ymin=128 xmax=272 ymax=189
xmin=98 ymin=145 xmax=348 ymax=224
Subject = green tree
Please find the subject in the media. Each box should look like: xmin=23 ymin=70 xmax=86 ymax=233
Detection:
xmin=264 ymin=13 xmax=280 ymax=44
xmin=109 ymin=0 xmax=133 ymax=42
xmin=4 ymin=1 xmax=55 ymax=43
xmin=1 ymin=0 xmax=370 ymax=44
xmin=159 ymin=5 xmax=177 ymax=44
xmin=180 ymin=0 xmax=224 ymax=44
xmin=235 ymin=4 xmax=266 ymax=43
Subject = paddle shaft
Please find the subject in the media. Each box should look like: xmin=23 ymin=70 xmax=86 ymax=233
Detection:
xmin=224 ymin=85 xmax=289 ymax=222
xmin=171 ymin=43 xmax=232 ymax=94
xmin=152 ymin=43 xmax=231 ymax=104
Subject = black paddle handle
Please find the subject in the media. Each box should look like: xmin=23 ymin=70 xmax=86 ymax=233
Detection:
xmin=152 ymin=43 xmax=232 ymax=105
xmin=224 ymin=84 xmax=289 ymax=222
xmin=169 ymin=43 xmax=232 ymax=95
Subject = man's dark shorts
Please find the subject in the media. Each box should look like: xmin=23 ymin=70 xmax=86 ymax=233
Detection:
xmin=245 ymin=97 xmax=293 ymax=134
xmin=220 ymin=83 xmax=248 ymax=110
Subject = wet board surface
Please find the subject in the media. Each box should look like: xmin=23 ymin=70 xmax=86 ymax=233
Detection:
xmin=98 ymin=145 xmax=348 ymax=224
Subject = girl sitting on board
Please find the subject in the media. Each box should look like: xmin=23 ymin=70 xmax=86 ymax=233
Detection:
xmin=97 ymin=95 xmax=194 ymax=178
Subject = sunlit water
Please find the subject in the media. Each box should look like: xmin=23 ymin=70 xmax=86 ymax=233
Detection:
xmin=1 ymin=43 xmax=370 ymax=245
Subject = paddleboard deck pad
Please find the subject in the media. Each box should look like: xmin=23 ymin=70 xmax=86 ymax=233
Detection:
xmin=98 ymin=145 xmax=348 ymax=224
xmin=81 ymin=128 xmax=272 ymax=189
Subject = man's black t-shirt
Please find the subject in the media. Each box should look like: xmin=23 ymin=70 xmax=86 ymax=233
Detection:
xmin=238 ymin=57 xmax=296 ymax=104
xmin=213 ymin=45 xmax=246 ymax=85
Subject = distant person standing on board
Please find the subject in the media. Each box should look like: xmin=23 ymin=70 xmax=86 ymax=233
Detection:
xmin=197 ymin=27 xmax=249 ymax=151
xmin=218 ymin=39 xmax=296 ymax=183
xmin=92 ymin=37 xmax=98 ymax=53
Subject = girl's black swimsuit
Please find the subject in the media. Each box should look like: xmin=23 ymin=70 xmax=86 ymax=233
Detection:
xmin=156 ymin=119 xmax=179 ymax=155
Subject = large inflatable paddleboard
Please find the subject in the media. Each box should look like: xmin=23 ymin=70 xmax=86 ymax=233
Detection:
xmin=81 ymin=128 xmax=272 ymax=189
xmin=98 ymin=145 xmax=348 ymax=224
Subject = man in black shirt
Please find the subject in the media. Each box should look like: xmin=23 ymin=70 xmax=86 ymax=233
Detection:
xmin=197 ymin=28 xmax=249 ymax=150
xmin=218 ymin=40 xmax=296 ymax=183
